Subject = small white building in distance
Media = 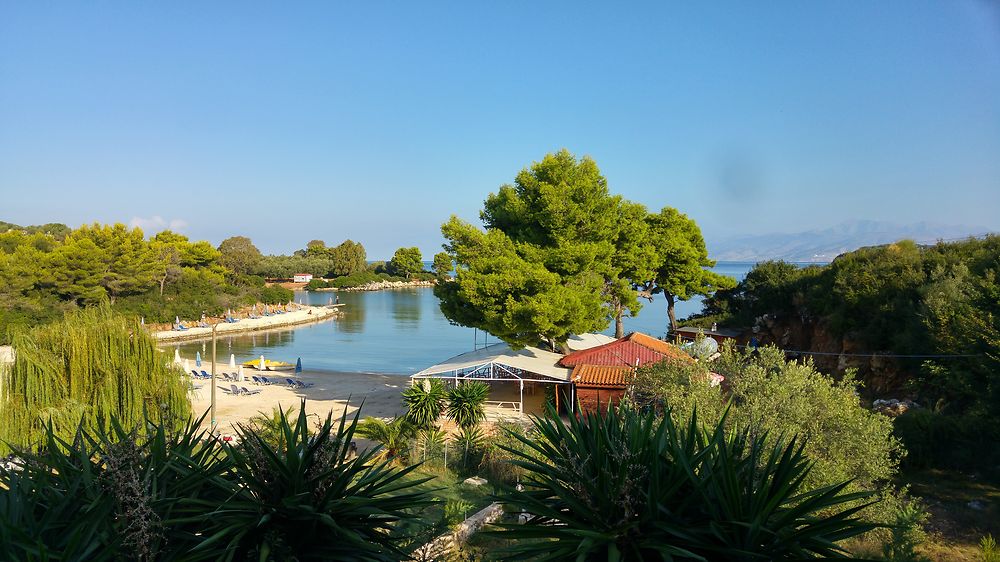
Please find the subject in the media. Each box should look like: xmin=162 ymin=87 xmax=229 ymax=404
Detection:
xmin=293 ymin=273 xmax=313 ymax=283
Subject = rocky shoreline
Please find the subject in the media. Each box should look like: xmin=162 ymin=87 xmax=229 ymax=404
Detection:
xmin=314 ymin=280 xmax=437 ymax=292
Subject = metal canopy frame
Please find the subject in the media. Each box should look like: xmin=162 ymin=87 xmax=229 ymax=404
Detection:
xmin=410 ymin=361 xmax=574 ymax=416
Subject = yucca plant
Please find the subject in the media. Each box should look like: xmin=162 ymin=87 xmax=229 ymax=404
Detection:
xmin=488 ymin=405 xmax=880 ymax=561
xmin=200 ymin=406 xmax=435 ymax=561
xmin=0 ymin=411 xmax=229 ymax=562
xmin=402 ymin=379 xmax=448 ymax=430
xmin=447 ymin=381 xmax=489 ymax=430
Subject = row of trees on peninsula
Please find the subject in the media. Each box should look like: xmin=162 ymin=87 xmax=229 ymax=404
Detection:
xmin=0 ymin=223 xmax=295 ymax=342
xmin=434 ymin=149 xmax=735 ymax=349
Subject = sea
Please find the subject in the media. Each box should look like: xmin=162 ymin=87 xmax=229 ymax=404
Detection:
xmin=174 ymin=262 xmax=775 ymax=375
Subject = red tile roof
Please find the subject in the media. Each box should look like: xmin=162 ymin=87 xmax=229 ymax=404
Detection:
xmin=571 ymin=365 xmax=634 ymax=388
xmin=559 ymin=332 xmax=691 ymax=368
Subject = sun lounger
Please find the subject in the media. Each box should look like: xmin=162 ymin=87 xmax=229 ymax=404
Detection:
xmin=221 ymin=385 xmax=236 ymax=394
xmin=260 ymin=376 xmax=274 ymax=385
xmin=286 ymin=378 xmax=297 ymax=387
xmin=251 ymin=375 xmax=263 ymax=385
xmin=295 ymin=380 xmax=314 ymax=389
xmin=240 ymin=386 xmax=261 ymax=395
xmin=197 ymin=322 xmax=208 ymax=328
xmin=175 ymin=324 xmax=188 ymax=331
xmin=201 ymin=370 xmax=212 ymax=378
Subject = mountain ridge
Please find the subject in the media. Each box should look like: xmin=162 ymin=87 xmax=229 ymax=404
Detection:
xmin=708 ymin=219 xmax=993 ymax=262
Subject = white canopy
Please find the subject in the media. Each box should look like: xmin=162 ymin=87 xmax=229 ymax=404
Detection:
xmin=412 ymin=333 xmax=615 ymax=384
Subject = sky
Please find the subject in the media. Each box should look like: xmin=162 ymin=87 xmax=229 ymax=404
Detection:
xmin=1 ymin=1 xmax=999 ymax=259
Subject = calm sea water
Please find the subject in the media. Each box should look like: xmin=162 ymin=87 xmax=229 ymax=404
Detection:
xmin=174 ymin=262 xmax=765 ymax=375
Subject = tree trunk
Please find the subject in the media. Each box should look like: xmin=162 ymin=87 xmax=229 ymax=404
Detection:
xmin=614 ymin=310 xmax=624 ymax=339
xmin=159 ymin=275 xmax=167 ymax=297
xmin=665 ymin=292 xmax=677 ymax=337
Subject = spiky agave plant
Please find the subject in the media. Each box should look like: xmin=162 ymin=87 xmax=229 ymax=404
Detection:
xmin=203 ymin=405 xmax=435 ymax=561
xmin=0 ymin=411 xmax=229 ymax=562
xmin=489 ymin=405 xmax=880 ymax=561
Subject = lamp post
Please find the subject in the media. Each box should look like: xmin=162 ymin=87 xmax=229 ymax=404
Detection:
xmin=211 ymin=321 xmax=219 ymax=430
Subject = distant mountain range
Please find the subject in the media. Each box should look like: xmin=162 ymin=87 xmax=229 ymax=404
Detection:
xmin=708 ymin=220 xmax=993 ymax=263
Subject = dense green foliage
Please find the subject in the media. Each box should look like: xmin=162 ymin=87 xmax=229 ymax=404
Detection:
xmin=257 ymin=239 xmax=368 ymax=279
xmin=217 ymin=235 xmax=262 ymax=276
xmin=436 ymin=150 xmax=731 ymax=348
xmin=0 ymin=223 xmax=294 ymax=341
xmin=431 ymin=251 xmax=452 ymax=278
xmin=386 ymin=247 xmax=424 ymax=278
xmin=0 ymin=407 xmax=435 ymax=561
xmin=644 ymin=207 xmax=736 ymax=333
xmin=701 ymin=236 xmax=1000 ymax=469
xmin=629 ymin=344 xmax=908 ymax=534
xmin=0 ymin=306 xmax=191 ymax=454
xmin=488 ymin=404 xmax=879 ymax=560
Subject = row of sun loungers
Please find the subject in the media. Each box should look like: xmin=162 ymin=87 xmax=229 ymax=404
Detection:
xmin=190 ymin=370 xmax=314 ymax=391
xmin=220 ymin=384 xmax=261 ymax=396
xmin=249 ymin=375 xmax=314 ymax=389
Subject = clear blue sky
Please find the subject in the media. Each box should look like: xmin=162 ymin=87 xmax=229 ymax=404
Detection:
xmin=2 ymin=1 xmax=998 ymax=258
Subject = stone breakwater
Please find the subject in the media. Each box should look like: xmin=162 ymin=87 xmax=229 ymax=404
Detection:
xmin=340 ymin=280 xmax=436 ymax=292
xmin=153 ymin=306 xmax=339 ymax=343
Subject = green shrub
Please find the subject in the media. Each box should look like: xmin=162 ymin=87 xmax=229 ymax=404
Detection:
xmin=983 ymin=534 xmax=1000 ymax=562
xmin=893 ymin=409 xmax=1000 ymax=470
xmin=305 ymin=278 xmax=330 ymax=291
xmin=258 ymin=284 xmax=293 ymax=304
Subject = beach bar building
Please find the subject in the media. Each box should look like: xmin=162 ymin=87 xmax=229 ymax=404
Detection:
xmin=293 ymin=273 xmax=314 ymax=283
xmin=559 ymin=332 xmax=692 ymax=415
xmin=411 ymin=333 xmax=614 ymax=419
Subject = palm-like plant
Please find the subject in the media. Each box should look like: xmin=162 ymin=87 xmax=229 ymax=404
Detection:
xmin=204 ymin=406 xmax=434 ymax=561
xmin=489 ymin=405 xmax=880 ymax=561
xmin=402 ymin=379 xmax=447 ymax=430
xmin=0 ymin=405 xmax=436 ymax=562
xmin=356 ymin=416 xmax=417 ymax=461
xmin=446 ymin=381 xmax=490 ymax=430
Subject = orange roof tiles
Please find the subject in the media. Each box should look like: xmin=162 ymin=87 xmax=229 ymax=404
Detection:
xmin=571 ymin=364 xmax=634 ymax=388
xmin=559 ymin=332 xmax=691 ymax=368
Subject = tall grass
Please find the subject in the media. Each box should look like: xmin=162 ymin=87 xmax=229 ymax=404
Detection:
xmin=0 ymin=305 xmax=190 ymax=453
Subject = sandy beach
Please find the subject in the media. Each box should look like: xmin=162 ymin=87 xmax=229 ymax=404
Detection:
xmin=154 ymin=305 xmax=340 ymax=343
xmin=188 ymin=367 xmax=408 ymax=435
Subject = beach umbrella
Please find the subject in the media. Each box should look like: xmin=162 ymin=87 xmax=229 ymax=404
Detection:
xmin=229 ymin=354 xmax=237 ymax=369
xmin=238 ymin=365 xmax=244 ymax=380
xmin=173 ymin=348 xmax=181 ymax=364
xmin=196 ymin=351 xmax=202 ymax=367
xmin=140 ymin=316 xmax=145 ymax=326
xmin=175 ymin=316 xmax=180 ymax=325
xmin=295 ymin=357 xmax=302 ymax=374
xmin=184 ymin=358 xmax=190 ymax=371
xmin=259 ymin=355 xmax=266 ymax=371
